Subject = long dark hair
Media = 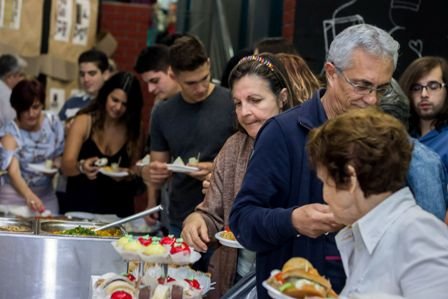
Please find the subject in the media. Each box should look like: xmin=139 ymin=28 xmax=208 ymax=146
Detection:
xmin=80 ymin=71 xmax=143 ymax=159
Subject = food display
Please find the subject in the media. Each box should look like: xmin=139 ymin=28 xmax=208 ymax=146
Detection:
xmin=107 ymin=234 xmax=212 ymax=298
xmin=93 ymin=262 xmax=212 ymax=298
xmin=113 ymin=235 xmax=200 ymax=264
xmin=0 ymin=217 xmax=33 ymax=234
xmin=39 ymin=221 xmax=124 ymax=238
xmin=0 ymin=225 xmax=30 ymax=232
xmin=53 ymin=226 xmax=121 ymax=237
xmin=93 ymin=273 xmax=138 ymax=299
xmin=143 ymin=265 xmax=212 ymax=299
xmin=263 ymin=257 xmax=338 ymax=298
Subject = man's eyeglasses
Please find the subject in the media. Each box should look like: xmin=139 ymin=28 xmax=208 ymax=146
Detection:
xmin=335 ymin=66 xmax=392 ymax=97
xmin=410 ymin=81 xmax=446 ymax=93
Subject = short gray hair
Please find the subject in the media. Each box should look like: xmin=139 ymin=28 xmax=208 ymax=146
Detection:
xmin=0 ymin=54 xmax=27 ymax=78
xmin=327 ymin=24 xmax=399 ymax=71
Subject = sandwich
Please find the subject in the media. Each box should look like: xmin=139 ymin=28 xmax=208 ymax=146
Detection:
xmin=266 ymin=257 xmax=338 ymax=298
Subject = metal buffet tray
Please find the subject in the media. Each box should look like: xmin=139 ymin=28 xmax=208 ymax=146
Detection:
xmin=38 ymin=220 xmax=125 ymax=238
xmin=0 ymin=217 xmax=34 ymax=234
xmin=0 ymin=219 xmax=127 ymax=298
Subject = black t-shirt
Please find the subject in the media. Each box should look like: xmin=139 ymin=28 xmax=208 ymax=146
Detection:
xmin=150 ymin=85 xmax=236 ymax=223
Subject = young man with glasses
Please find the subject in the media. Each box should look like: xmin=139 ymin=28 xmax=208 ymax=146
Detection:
xmin=399 ymin=56 xmax=448 ymax=170
xmin=229 ymin=24 xmax=401 ymax=298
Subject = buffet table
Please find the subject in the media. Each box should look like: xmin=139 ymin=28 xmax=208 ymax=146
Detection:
xmin=0 ymin=219 xmax=126 ymax=299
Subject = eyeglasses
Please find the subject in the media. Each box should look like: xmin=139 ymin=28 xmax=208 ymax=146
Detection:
xmin=410 ymin=81 xmax=446 ymax=93
xmin=335 ymin=66 xmax=393 ymax=97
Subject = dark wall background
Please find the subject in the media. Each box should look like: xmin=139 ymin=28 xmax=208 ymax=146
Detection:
xmin=294 ymin=0 xmax=448 ymax=78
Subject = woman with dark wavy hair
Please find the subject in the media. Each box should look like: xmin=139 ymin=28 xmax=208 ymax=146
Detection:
xmin=61 ymin=72 xmax=143 ymax=217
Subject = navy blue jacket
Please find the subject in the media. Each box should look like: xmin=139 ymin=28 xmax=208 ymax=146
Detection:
xmin=229 ymin=90 xmax=345 ymax=298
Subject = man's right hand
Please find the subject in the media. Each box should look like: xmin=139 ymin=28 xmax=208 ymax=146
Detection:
xmin=144 ymin=161 xmax=171 ymax=185
xmin=181 ymin=212 xmax=210 ymax=252
xmin=291 ymin=203 xmax=343 ymax=238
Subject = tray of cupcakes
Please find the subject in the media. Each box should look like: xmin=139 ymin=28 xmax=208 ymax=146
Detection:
xmin=112 ymin=235 xmax=201 ymax=264
xmin=99 ymin=234 xmax=212 ymax=298
xmin=92 ymin=266 xmax=213 ymax=299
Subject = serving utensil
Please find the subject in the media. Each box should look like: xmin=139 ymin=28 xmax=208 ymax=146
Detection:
xmin=94 ymin=205 xmax=163 ymax=232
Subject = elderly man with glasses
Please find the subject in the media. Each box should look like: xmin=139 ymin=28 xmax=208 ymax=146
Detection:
xmin=229 ymin=24 xmax=447 ymax=298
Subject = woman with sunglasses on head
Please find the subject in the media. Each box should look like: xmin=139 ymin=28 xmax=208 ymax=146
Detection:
xmin=181 ymin=53 xmax=320 ymax=298
xmin=0 ymin=79 xmax=64 ymax=215
xmin=61 ymin=72 xmax=143 ymax=217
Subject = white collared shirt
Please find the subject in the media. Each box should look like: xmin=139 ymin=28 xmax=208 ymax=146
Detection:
xmin=337 ymin=187 xmax=448 ymax=299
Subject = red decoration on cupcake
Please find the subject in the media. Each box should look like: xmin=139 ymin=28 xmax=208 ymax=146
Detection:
xmin=110 ymin=290 xmax=132 ymax=299
xmin=170 ymin=242 xmax=191 ymax=255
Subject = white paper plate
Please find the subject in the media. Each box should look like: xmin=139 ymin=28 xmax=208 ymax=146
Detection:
xmin=262 ymin=280 xmax=296 ymax=299
xmin=28 ymin=163 xmax=58 ymax=174
xmin=65 ymin=211 xmax=95 ymax=220
xmin=136 ymin=154 xmax=150 ymax=167
xmin=99 ymin=168 xmax=128 ymax=178
xmin=215 ymin=231 xmax=244 ymax=249
xmin=166 ymin=164 xmax=199 ymax=173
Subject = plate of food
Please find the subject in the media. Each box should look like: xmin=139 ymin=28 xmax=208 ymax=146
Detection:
xmin=65 ymin=211 xmax=95 ymax=221
xmin=99 ymin=166 xmax=129 ymax=178
xmin=166 ymin=164 xmax=199 ymax=173
xmin=166 ymin=156 xmax=199 ymax=173
xmin=263 ymin=257 xmax=338 ymax=299
xmin=215 ymin=227 xmax=243 ymax=249
xmin=28 ymin=161 xmax=58 ymax=174
xmin=136 ymin=154 xmax=150 ymax=167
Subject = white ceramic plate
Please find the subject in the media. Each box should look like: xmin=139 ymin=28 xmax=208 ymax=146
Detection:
xmin=262 ymin=279 xmax=295 ymax=299
xmin=28 ymin=163 xmax=58 ymax=174
xmin=166 ymin=164 xmax=199 ymax=173
xmin=215 ymin=231 xmax=244 ymax=249
xmin=99 ymin=168 xmax=128 ymax=178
